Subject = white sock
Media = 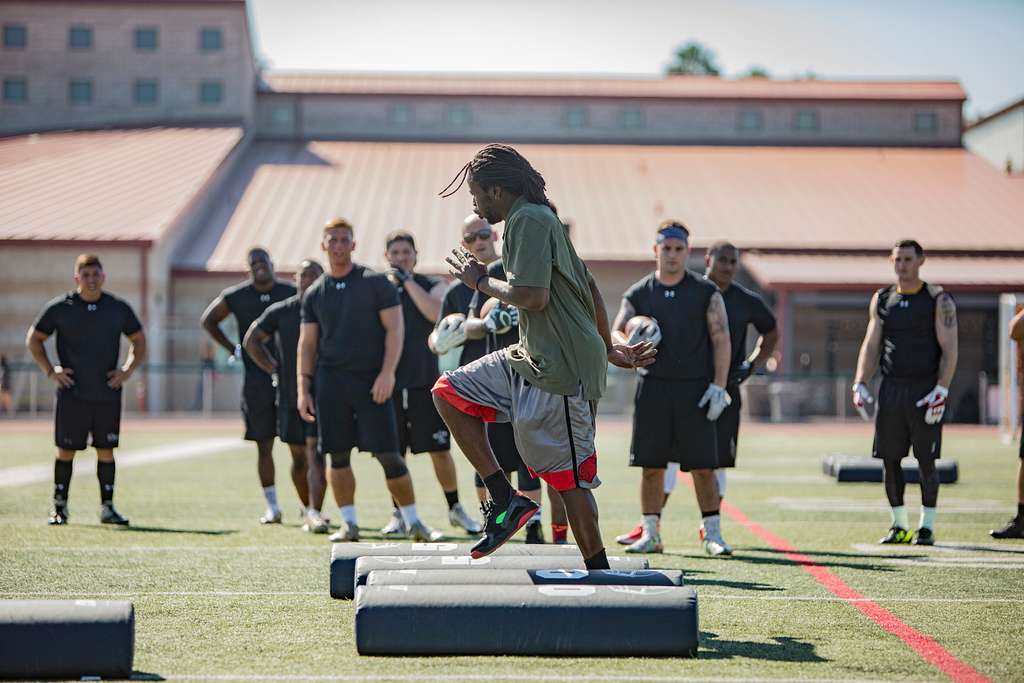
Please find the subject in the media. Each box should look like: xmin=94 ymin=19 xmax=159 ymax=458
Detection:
xmin=399 ymin=504 xmax=420 ymax=526
xmin=339 ymin=505 xmax=357 ymax=526
xmin=919 ymin=506 xmax=936 ymax=530
xmin=714 ymin=469 xmax=727 ymax=498
xmin=530 ymin=508 xmax=542 ymax=523
xmin=890 ymin=505 xmax=909 ymax=530
xmin=307 ymin=507 xmax=320 ymax=518
xmin=703 ymin=514 xmax=721 ymax=539
xmin=642 ymin=514 xmax=660 ymax=536
xmin=663 ymin=462 xmax=680 ymax=494
xmin=262 ymin=486 xmax=279 ymax=513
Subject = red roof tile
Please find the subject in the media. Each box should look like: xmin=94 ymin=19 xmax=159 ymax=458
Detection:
xmin=0 ymin=127 xmax=244 ymax=243
xmin=261 ymin=72 xmax=967 ymax=102
xmin=190 ymin=141 xmax=1024 ymax=275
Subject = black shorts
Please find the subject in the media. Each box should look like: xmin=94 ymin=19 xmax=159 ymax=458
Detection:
xmin=872 ymin=378 xmax=942 ymax=463
xmin=715 ymin=385 xmax=742 ymax=468
xmin=316 ymin=369 xmax=399 ymax=454
xmin=278 ymin=402 xmax=317 ymax=446
xmin=54 ymin=391 xmax=121 ymax=451
xmin=393 ymin=387 xmax=451 ymax=454
xmin=242 ymin=383 xmax=277 ymax=442
xmin=629 ymin=376 xmax=718 ymax=471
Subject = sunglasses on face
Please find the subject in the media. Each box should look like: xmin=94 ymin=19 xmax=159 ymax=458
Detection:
xmin=463 ymin=227 xmax=493 ymax=243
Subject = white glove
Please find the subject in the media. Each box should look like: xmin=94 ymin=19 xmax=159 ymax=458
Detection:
xmin=915 ymin=384 xmax=949 ymax=425
xmin=851 ymin=382 xmax=874 ymax=421
xmin=698 ymin=383 xmax=731 ymax=422
xmin=431 ymin=313 xmax=467 ymax=355
xmin=226 ymin=344 xmax=242 ymax=367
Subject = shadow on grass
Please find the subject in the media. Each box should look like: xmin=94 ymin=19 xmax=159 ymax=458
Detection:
xmin=708 ymin=548 xmax=900 ymax=572
xmin=684 ymin=576 xmax=784 ymax=592
xmin=737 ymin=546 xmax=928 ymax=562
xmin=115 ymin=526 xmax=237 ymax=536
xmin=130 ymin=672 xmax=164 ymax=681
xmin=699 ymin=631 xmax=829 ymax=662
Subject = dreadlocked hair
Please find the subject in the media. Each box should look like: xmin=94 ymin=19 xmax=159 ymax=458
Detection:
xmin=439 ymin=143 xmax=555 ymax=213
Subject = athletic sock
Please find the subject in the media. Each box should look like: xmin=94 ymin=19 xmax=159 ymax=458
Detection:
xmin=398 ymin=504 xmax=421 ymax=527
xmin=890 ymin=505 xmax=909 ymax=530
xmin=551 ymin=523 xmax=569 ymax=543
xmin=262 ymin=485 xmax=280 ymax=513
xmin=702 ymin=512 xmax=722 ymax=539
xmin=1017 ymin=503 xmax=1024 ymax=520
xmin=97 ymin=461 xmax=115 ymax=504
xmin=54 ymin=459 xmax=73 ymax=504
xmin=482 ymin=471 xmax=514 ymax=509
xmin=642 ymin=513 xmax=660 ymax=536
xmin=919 ymin=506 xmax=936 ymax=531
xmin=584 ymin=548 xmax=609 ymax=570
xmin=444 ymin=489 xmax=460 ymax=510
xmin=338 ymin=505 xmax=357 ymax=527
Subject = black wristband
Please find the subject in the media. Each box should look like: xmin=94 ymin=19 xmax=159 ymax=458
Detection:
xmin=474 ymin=273 xmax=488 ymax=291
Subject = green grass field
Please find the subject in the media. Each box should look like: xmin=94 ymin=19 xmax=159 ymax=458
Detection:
xmin=1 ymin=417 xmax=1022 ymax=682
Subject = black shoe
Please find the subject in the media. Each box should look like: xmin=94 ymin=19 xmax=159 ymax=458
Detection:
xmin=879 ymin=526 xmax=913 ymax=544
xmin=48 ymin=503 xmax=69 ymax=526
xmin=100 ymin=503 xmax=130 ymax=526
xmin=913 ymin=527 xmax=935 ymax=545
xmin=991 ymin=516 xmax=1024 ymax=539
xmin=471 ymin=492 xmax=540 ymax=559
xmin=524 ymin=520 xmax=545 ymax=544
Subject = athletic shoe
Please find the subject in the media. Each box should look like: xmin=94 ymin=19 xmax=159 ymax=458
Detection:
xmin=991 ymin=517 xmax=1024 ymax=539
xmin=99 ymin=503 xmax=129 ymax=526
xmin=302 ymin=511 xmax=330 ymax=534
xmin=380 ymin=509 xmax=407 ymax=537
xmin=408 ymin=521 xmax=445 ymax=542
xmin=703 ymin=533 xmax=732 ymax=557
xmin=525 ymin=520 xmax=545 ymax=544
xmin=48 ymin=503 xmax=69 ymax=526
xmin=471 ymin=493 xmax=540 ymax=559
xmin=913 ymin=528 xmax=935 ymax=546
xmin=259 ymin=508 xmax=282 ymax=525
xmin=328 ymin=522 xmax=360 ymax=542
xmin=448 ymin=503 xmax=483 ymax=534
xmin=625 ymin=532 xmax=663 ymax=554
xmin=879 ymin=526 xmax=913 ymax=544
xmin=615 ymin=522 xmax=644 ymax=545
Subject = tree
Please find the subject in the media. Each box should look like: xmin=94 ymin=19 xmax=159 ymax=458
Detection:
xmin=741 ymin=66 xmax=770 ymax=79
xmin=666 ymin=41 xmax=721 ymax=76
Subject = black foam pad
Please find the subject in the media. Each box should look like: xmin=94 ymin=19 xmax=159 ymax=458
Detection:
xmin=355 ymin=584 xmax=698 ymax=656
xmin=0 ymin=600 xmax=134 ymax=679
xmin=366 ymin=567 xmax=683 ymax=586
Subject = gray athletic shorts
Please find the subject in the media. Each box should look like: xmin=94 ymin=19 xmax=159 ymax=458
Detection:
xmin=432 ymin=350 xmax=600 ymax=492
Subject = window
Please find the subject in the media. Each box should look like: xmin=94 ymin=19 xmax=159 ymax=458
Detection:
xmin=135 ymin=27 xmax=158 ymax=50
xmin=3 ymin=77 xmax=26 ymax=102
xmin=68 ymin=26 xmax=92 ymax=50
xmin=447 ymin=104 xmax=471 ymax=127
xmin=199 ymin=80 xmax=223 ymax=105
xmin=565 ymin=105 xmax=587 ymax=129
xmin=388 ymin=103 xmax=413 ymax=126
xmin=737 ymin=109 xmax=763 ymax=131
xmin=794 ymin=109 xmax=819 ymax=132
xmin=3 ymin=24 xmax=26 ymax=48
xmin=200 ymin=28 xmax=222 ymax=51
xmin=69 ymin=79 xmax=92 ymax=104
xmin=914 ymin=111 xmax=937 ymax=133
xmin=134 ymin=79 xmax=158 ymax=105
xmin=620 ymin=106 xmax=645 ymax=130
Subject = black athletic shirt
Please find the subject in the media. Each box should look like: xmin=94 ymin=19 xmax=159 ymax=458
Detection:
xmin=470 ymin=262 xmax=521 ymax=353
xmin=255 ymin=295 xmax=301 ymax=410
xmin=439 ymin=281 xmax=487 ymax=366
xmin=396 ymin=273 xmax=442 ymax=389
xmin=33 ymin=291 xmax=142 ymax=402
xmin=877 ymin=283 xmax=941 ymax=381
xmin=301 ymin=265 xmax=400 ymax=376
xmin=718 ymin=281 xmax=777 ymax=377
xmin=623 ymin=271 xmax=718 ymax=381
xmin=222 ymin=280 xmax=296 ymax=391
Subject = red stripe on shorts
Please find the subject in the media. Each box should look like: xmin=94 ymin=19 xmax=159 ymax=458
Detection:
xmin=529 ymin=454 xmax=598 ymax=492
xmin=431 ymin=375 xmax=497 ymax=423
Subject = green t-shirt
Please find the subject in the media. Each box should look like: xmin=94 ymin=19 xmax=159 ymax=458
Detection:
xmin=502 ymin=197 xmax=608 ymax=400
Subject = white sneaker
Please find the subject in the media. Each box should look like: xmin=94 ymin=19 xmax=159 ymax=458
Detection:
xmin=380 ymin=509 xmax=407 ymax=537
xmin=703 ymin=533 xmax=733 ymax=557
xmin=302 ymin=511 xmax=329 ymax=534
xmin=624 ymin=532 xmax=664 ymax=554
xmin=408 ymin=520 xmax=445 ymax=542
xmin=448 ymin=503 xmax=483 ymax=534
xmin=259 ymin=508 xmax=282 ymax=525
xmin=328 ymin=521 xmax=360 ymax=542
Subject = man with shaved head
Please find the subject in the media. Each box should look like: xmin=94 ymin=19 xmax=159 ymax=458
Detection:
xmin=201 ymin=247 xmax=296 ymax=524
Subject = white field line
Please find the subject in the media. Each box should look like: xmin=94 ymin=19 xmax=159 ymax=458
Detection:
xmin=0 ymin=437 xmax=245 ymax=488
xmin=157 ymin=675 xmax=922 ymax=683
xmin=5 ymin=545 xmax=327 ymax=552
xmin=850 ymin=542 xmax=1024 ymax=555
xmin=768 ymin=497 xmax=1007 ymax=513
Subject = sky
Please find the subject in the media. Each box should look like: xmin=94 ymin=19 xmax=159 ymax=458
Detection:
xmin=248 ymin=0 xmax=1024 ymax=119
